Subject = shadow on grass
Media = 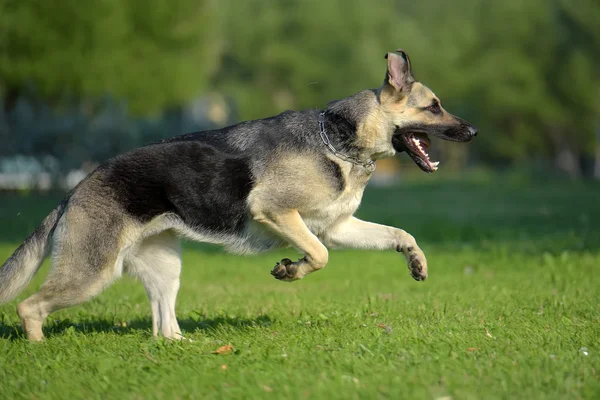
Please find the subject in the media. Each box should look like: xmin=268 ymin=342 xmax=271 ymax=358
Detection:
xmin=0 ymin=314 xmax=273 ymax=341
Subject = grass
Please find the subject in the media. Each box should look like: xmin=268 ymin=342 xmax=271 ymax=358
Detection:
xmin=0 ymin=177 xmax=599 ymax=399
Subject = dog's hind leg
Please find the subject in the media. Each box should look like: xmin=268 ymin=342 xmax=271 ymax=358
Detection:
xmin=17 ymin=208 xmax=127 ymax=341
xmin=17 ymin=265 xmax=121 ymax=341
xmin=126 ymin=231 xmax=183 ymax=340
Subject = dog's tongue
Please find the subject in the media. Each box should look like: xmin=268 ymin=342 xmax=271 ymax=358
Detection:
xmin=413 ymin=133 xmax=431 ymax=149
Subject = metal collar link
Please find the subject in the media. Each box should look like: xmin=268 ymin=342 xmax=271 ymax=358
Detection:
xmin=318 ymin=111 xmax=376 ymax=173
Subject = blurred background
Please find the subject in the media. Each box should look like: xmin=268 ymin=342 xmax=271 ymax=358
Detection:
xmin=0 ymin=0 xmax=599 ymax=190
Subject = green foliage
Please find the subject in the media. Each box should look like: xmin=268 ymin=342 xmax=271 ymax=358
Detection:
xmin=0 ymin=180 xmax=599 ymax=399
xmin=213 ymin=0 xmax=409 ymax=118
xmin=0 ymin=0 xmax=221 ymax=113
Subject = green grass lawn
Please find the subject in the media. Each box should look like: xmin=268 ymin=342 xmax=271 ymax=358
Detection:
xmin=0 ymin=177 xmax=599 ymax=399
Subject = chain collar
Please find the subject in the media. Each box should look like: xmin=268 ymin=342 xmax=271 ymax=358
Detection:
xmin=318 ymin=111 xmax=376 ymax=173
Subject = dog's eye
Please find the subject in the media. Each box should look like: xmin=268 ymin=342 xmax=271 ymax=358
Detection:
xmin=425 ymin=103 xmax=441 ymax=114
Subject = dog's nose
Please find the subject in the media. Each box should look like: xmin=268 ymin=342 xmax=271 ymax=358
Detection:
xmin=468 ymin=125 xmax=478 ymax=137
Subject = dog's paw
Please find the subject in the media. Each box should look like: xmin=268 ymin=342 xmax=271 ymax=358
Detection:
xmin=398 ymin=245 xmax=428 ymax=281
xmin=270 ymin=258 xmax=299 ymax=282
xmin=408 ymin=252 xmax=427 ymax=281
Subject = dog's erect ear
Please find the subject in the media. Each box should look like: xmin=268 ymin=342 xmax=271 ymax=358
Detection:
xmin=384 ymin=49 xmax=414 ymax=94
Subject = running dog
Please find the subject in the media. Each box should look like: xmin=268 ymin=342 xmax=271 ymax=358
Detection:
xmin=0 ymin=49 xmax=477 ymax=341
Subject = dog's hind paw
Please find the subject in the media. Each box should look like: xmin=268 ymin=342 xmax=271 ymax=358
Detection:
xmin=271 ymin=258 xmax=299 ymax=282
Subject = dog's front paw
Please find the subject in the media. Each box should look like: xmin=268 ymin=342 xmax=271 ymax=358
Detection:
xmin=408 ymin=252 xmax=427 ymax=281
xmin=398 ymin=245 xmax=428 ymax=281
xmin=270 ymin=258 xmax=299 ymax=282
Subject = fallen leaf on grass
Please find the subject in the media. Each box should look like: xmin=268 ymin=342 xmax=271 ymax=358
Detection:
xmin=485 ymin=328 xmax=494 ymax=338
xmin=376 ymin=323 xmax=393 ymax=334
xmin=220 ymin=364 xmax=228 ymax=370
xmin=263 ymin=385 xmax=273 ymax=392
xmin=467 ymin=347 xmax=480 ymax=352
xmin=213 ymin=344 xmax=233 ymax=355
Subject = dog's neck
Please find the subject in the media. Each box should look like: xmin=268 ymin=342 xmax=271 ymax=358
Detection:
xmin=321 ymin=109 xmax=361 ymax=155
xmin=324 ymin=90 xmax=393 ymax=163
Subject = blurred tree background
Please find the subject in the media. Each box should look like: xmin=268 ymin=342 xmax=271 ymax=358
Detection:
xmin=0 ymin=0 xmax=599 ymax=185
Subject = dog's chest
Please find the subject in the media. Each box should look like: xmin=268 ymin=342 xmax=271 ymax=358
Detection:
xmin=301 ymin=180 xmax=367 ymax=235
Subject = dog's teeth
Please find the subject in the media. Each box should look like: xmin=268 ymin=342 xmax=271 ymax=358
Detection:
xmin=432 ymin=161 xmax=439 ymax=167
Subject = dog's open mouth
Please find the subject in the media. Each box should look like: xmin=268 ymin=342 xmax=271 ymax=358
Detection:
xmin=397 ymin=132 xmax=439 ymax=173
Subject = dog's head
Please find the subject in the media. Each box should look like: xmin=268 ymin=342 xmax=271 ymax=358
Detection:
xmin=380 ymin=49 xmax=477 ymax=173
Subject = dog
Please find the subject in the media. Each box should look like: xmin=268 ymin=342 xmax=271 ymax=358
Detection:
xmin=0 ymin=49 xmax=477 ymax=341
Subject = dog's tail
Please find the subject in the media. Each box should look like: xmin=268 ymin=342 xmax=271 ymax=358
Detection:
xmin=0 ymin=200 xmax=67 ymax=303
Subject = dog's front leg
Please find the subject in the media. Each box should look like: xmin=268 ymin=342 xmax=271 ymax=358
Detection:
xmin=322 ymin=216 xmax=427 ymax=281
xmin=252 ymin=209 xmax=329 ymax=281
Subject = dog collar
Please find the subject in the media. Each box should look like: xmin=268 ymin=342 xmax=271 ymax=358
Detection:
xmin=318 ymin=111 xmax=376 ymax=173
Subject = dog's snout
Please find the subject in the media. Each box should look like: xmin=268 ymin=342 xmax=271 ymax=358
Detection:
xmin=468 ymin=125 xmax=478 ymax=137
